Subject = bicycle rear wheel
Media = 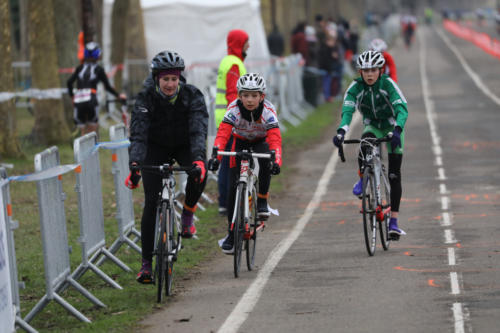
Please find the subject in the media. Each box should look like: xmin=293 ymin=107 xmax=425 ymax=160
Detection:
xmin=165 ymin=206 xmax=178 ymax=296
xmin=155 ymin=202 xmax=168 ymax=303
xmin=233 ymin=184 xmax=245 ymax=278
xmin=246 ymin=182 xmax=258 ymax=271
xmin=379 ymin=168 xmax=391 ymax=251
xmin=362 ymin=167 xmax=377 ymax=256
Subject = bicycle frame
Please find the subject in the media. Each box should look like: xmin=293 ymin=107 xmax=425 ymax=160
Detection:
xmin=360 ymin=140 xmax=390 ymax=216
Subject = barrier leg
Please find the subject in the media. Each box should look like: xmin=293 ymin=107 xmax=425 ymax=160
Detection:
xmin=15 ymin=317 xmax=38 ymax=333
xmin=66 ymin=277 xmax=106 ymax=308
xmin=99 ymin=248 xmax=131 ymax=272
xmin=87 ymin=262 xmax=123 ymax=290
xmin=124 ymin=236 xmax=142 ymax=254
xmin=24 ymin=294 xmax=49 ymax=323
xmin=52 ymin=293 xmax=91 ymax=323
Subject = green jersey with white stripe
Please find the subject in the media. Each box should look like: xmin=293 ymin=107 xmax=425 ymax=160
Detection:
xmin=338 ymin=74 xmax=408 ymax=133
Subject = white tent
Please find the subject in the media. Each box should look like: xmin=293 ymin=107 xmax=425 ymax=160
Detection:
xmin=104 ymin=0 xmax=270 ymax=68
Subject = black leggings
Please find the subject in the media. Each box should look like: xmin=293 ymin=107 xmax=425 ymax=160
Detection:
xmin=226 ymin=139 xmax=272 ymax=231
xmin=140 ymin=145 xmax=207 ymax=261
xmin=358 ymin=132 xmax=403 ymax=213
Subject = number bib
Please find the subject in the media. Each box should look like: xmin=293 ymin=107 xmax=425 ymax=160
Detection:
xmin=74 ymin=89 xmax=93 ymax=104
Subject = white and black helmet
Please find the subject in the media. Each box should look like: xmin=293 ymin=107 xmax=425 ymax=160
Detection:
xmin=237 ymin=73 xmax=266 ymax=93
xmin=356 ymin=50 xmax=385 ymax=69
xmin=150 ymin=50 xmax=185 ymax=75
xmin=369 ymin=38 xmax=388 ymax=52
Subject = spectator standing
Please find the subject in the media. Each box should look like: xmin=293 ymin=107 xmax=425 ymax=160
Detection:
xmin=214 ymin=29 xmax=249 ymax=216
xmin=291 ymin=22 xmax=309 ymax=65
xmin=267 ymin=24 xmax=285 ymax=57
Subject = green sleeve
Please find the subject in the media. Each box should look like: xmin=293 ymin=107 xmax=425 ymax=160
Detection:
xmin=387 ymin=78 xmax=408 ymax=129
xmin=338 ymin=81 xmax=359 ymax=132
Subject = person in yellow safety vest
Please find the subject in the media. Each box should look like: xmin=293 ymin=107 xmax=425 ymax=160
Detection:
xmin=215 ymin=29 xmax=249 ymax=216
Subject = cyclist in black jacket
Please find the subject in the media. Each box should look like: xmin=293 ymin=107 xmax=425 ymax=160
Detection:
xmin=125 ymin=50 xmax=209 ymax=284
xmin=67 ymin=42 xmax=126 ymax=136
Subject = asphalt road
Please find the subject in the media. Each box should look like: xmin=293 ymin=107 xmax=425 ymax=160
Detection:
xmin=140 ymin=25 xmax=500 ymax=333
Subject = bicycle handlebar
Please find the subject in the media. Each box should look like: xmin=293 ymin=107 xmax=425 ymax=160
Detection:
xmin=338 ymin=134 xmax=393 ymax=163
xmin=217 ymin=150 xmax=275 ymax=160
xmin=139 ymin=164 xmax=194 ymax=176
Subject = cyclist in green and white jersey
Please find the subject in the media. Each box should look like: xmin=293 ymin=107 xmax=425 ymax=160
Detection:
xmin=333 ymin=50 xmax=408 ymax=239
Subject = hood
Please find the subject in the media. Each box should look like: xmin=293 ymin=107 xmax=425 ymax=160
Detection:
xmin=227 ymin=29 xmax=249 ymax=60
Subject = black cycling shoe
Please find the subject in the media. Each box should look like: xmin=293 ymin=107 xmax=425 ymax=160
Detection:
xmin=257 ymin=198 xmax=270 ymax=219
xmin=221 ymin=233 xmax=234 ymax=254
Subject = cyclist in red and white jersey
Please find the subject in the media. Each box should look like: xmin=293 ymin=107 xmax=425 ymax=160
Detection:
xmin=208 ymin=73 xmax=282 ymax=254
xmin=369 ymin=38 xmax=398 ymax=82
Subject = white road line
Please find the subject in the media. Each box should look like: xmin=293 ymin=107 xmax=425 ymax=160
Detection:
xmin=453 ymin=303 xmax=465 ymax=333
xmin=450 ymin=272 xmax=460 ymax=294
xmin=448 ymin=247 xmax=456 ymax=266
xmin=441 ymin=212 xmax=452 ymax=227
xmin=420 ymin=28 xmax=467 ymax=333
xmin=441 ymin=196 xmax=449 ymax=210
xmin=217 ymin=113 xmax=361 ymax=333
xmin=436 ymin=27 xmax=500 ymax=106
xmin=445 ymin=229 xmax=456 ymax=244
xmin=438 ymin=167 xmax=446 ymax=180
xmin=440 ymin=183 xmax=448 ymax=195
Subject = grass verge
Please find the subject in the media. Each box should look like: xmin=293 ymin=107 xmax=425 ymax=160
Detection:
xmin=3 ymin=100 xmax=339 ymax=332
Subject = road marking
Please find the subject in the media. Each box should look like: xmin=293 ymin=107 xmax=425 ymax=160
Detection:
xmin=440 ymin=183 xmax=447 ymax=195
xmin=441 ymin=212 xmax=452 ymax=227
xmin=438 ymin=167 xmax=446 ymax=180
xmin=217 ymin=113 xmax=361 ymax=333
xmin=445 ymin=229 xmax=456 ymax=244
xmin=436 ymin=28 xmax=500 ymax=106
xmin=453 ymin=303 xmax=465 ymax=333
xmin=448 ymin=247 xmax=456 ymax=265
xmin=450 ymin=272 xmax=460 ymax=294
xmin=441 ymin=196 xmax=449 ymax=210
xmin=420 ymin=28 xmax=467 ymax=332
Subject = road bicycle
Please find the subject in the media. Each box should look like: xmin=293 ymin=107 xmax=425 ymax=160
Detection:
xmin=217 ymin=149 xmax=274 ymax=278
xmin=338 ymin=135 xmax=392 ymax=256
xmin=139 ymin=163 xmax=193 ymax=302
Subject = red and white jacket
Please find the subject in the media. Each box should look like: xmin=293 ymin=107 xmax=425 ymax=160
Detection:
xmin=214 ymin=98 xmax=282 ymax=166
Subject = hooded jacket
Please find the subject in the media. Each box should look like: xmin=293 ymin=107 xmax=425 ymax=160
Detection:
xmin=129 ymin=74 xmax=208 ymax=165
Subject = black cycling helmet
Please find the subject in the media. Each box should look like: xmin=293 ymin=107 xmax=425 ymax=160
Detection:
xmin=150 ymin=50 xmax=185 ymax=77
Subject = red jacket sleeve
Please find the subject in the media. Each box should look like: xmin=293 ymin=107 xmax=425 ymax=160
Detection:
xmin=213 ymin=122 xmax=233 ymax=159
xmin=266 ymin=127 xmax=282 ymax=166
xmin=384 ymin=52 xmax=398 ymax=82
xmin=226 ymin=64 xmax=240 ymax=106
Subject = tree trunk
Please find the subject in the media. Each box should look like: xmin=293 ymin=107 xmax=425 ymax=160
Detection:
xmin=81 ymin=0 xmax=96 ymax=43
xmin=53 ymin=0 xmax=79 ymax=128
xmin=28 ymin=0 xmax=70 ymax=145
xmin=0 ymin=0 xmax=23 ymax=158
xmin=93 ymin=0 xmax=103 ymax=46
xmin=125 ymin=0 xmax=148 ymax=97
xmin=110 ymin=0 xmax=130 ymax=92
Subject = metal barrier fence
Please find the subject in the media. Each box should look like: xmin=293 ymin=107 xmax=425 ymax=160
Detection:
xmin=71 ymin=133 xmax=130 ymax=290
xmin=0 ymin=168 xmax=37 ymax=332
xmin=96 ymin=124 xmax=141 ymax=266
xmin=23 ymin=147 xmax=104 ymax=324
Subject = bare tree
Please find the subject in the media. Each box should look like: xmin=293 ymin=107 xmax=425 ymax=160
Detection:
xmin=0 ymin=0 xmax=23 ymax=157
xmin=53 ymin=0 xmax=79 ymax=127
xmin=81 ymin=0 xmax=96 ymax=43
xmin=110 ymin=0 xmax=130 ymax=92
xmin=125 ymin=0 xmax=148 ymax=97
xmin=28 ymin=0 xmax=70 ymax=145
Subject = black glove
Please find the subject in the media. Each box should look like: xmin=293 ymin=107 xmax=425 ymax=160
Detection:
xmin=270 ymin=161 xmax=280 ymax=175
xmin=207 ymin=147 xmax=220 ymax=172
xmin=390 ymin=126 xmax=402 ymax=152
xmin=333 ymin=129 xmax=346 ymax=148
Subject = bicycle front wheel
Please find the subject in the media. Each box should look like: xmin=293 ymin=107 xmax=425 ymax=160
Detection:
xmin=233 ymin=184 xmax=245 ymax=278
xmin=246 ymin=182 xmax=258 ymax=271
xmin=362 ymin=167 xmax=377 ymax=256
xmin=379 ymin=168 xmax=391 ymax=251
xmin=165 ymin=206 xmax=178 ymax=296
xmin=156 ymin=202 xmax=168 ymax=303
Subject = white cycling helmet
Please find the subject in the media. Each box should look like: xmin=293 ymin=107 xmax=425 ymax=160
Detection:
xmin=369 ymin=38 xmax=387 ymax=52
xmin=237 ymin=73 xmax=266 ymax=93
xmin=356 ymin=50 xmax=385 ymax=69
